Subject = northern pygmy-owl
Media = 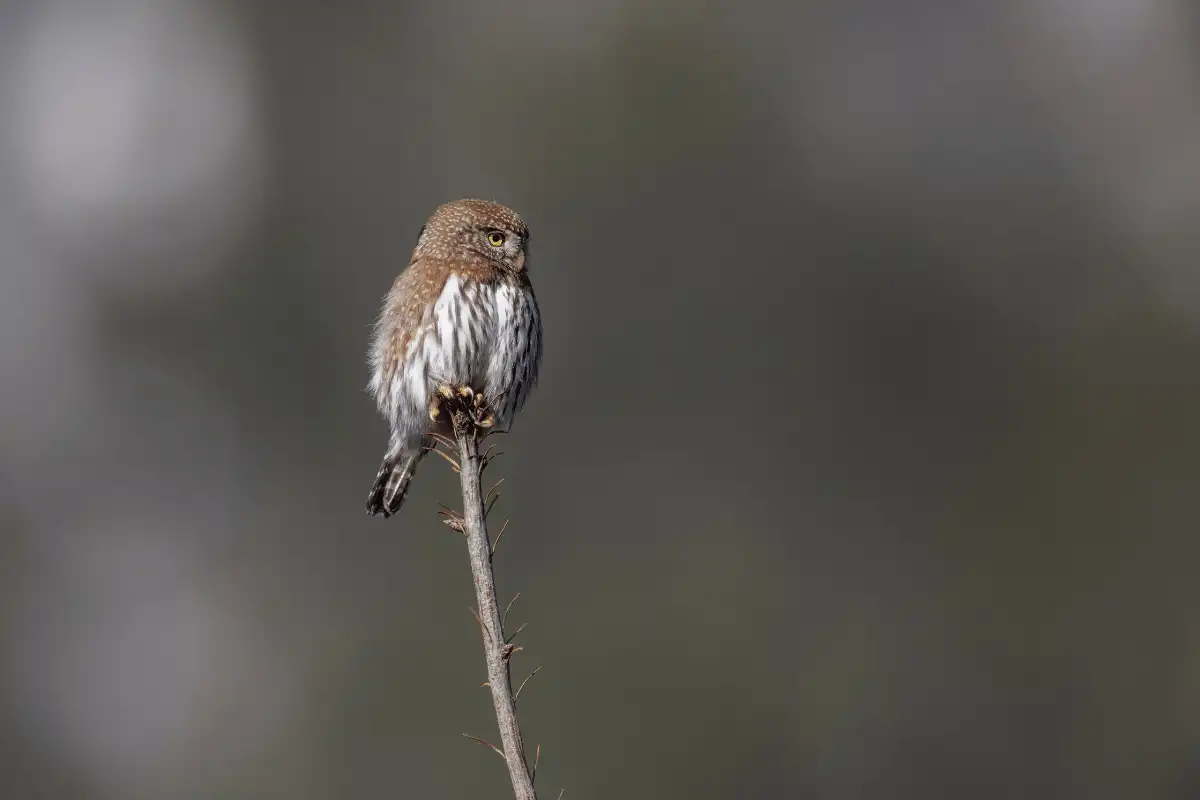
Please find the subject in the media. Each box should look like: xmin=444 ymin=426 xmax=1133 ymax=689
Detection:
xmin=366 ymin=199 xmax=542 ymax=517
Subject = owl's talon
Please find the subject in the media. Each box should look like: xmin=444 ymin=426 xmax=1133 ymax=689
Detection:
xmin=428 ymin=384 xmax=498 ymax=436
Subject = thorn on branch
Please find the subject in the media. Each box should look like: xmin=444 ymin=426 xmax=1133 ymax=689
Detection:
xmin=500 ymin=642 xmax=522 ymax=661
xmin=506 ymin=621 xmax=528 ymax=644
xmin=462 ymin=733 xmax=506 ymax=759
xmin=469 ymin=606 xmax=492 ymax=642
xmin=481 ymin=443 xmax=503 ymax=465
xmin=532 ymin=743 xmax=541 ymax=784
xmin=502 ymin=592 xmax=521 ymax=627
xmin=427 ymin=432 xmax=457 ymax=450
xmin=427 ymin=444 xmax=461 ymax=472
xmin=484 ymin=478 xmax=505 ymax=517
xmin=514 ymin=665 xmax=542 ymax=702
xmin=491 ymin=519 xmax=510 ymax=557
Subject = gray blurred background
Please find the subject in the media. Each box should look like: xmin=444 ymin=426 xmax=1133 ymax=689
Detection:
xmin=2 ymin=1 xmax=1199 ymax=798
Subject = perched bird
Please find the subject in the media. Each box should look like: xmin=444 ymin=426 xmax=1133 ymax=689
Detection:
xmin=366 ymin=199 xmax=542 ymax=517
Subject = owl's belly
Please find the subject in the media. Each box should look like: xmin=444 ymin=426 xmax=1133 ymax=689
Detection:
xmin=399 ymin=275 xmax=538 ymax=425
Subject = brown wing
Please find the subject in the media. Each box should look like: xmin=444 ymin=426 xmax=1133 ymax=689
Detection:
xmin=373 ymin=256 xmax=452 ymax=396
xmin=374 ymin=254 xmax=501 ymax=391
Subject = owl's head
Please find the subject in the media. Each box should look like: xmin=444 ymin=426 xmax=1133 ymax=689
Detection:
xmin=417 ymin=198 xmax=530 ymax=273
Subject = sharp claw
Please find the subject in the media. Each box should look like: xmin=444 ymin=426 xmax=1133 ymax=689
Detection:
xmin=437 ymin=384 xmax=455 ymax=401
xmin=457 ymin=385 xmax=475 ymax=399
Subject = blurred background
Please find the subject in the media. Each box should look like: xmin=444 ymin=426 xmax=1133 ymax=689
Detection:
xmin=1 ymin=1 xmax=1199 ymax=797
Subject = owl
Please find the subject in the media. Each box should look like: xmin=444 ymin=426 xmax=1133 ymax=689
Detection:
xmin=366 ymin=199 xmax=542 ymax=517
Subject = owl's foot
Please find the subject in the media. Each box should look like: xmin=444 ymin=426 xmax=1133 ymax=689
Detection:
xmin=429 ymin=384 xmax=496 ymax=433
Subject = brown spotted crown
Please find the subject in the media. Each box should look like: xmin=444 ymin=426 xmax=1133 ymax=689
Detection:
xmin=412 ymin=198 xmax=529 ymax=273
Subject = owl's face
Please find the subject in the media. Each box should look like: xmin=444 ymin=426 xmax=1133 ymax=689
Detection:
xmin=468 ymin=221 xmax=527 ymax=272
xmin=417 ymin=198 xmax=530 ymax=274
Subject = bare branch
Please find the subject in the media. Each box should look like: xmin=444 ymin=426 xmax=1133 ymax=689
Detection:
xmin=450 ymin=402 xmax=537 ymax=799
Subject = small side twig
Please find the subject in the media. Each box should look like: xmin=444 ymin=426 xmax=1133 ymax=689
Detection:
xmin=491 ymin=519 xmax=510 ymax=556
xmin=502 ymin=592 xmax=522 ymax=627
xmin=506 ymin=621 xmax=529 ymax=644
xmin=514 ymin=665 xmax=542 ymax=702
xmin=462 ymin=733 xmax=506 ymax=759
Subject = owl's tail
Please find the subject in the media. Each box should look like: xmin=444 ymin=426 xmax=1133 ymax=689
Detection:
xmin=366 ymin=445 xmax=427 ymax=518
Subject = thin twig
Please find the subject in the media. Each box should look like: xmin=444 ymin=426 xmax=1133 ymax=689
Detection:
xmin=427 ymin=432 xmax=458 ymax=450
xmin=462 ymin=733 xmax=506 ymax=759
xmin=427 ymin=445 xmax=461 ymax=472
xmin=491 ymin=519 xmax=510 ymax=557
xmin=502 ymin=592 xmax=521 ymax=627
xmin=532 ymin=744 xmax=541 ymax=784
xmin=514 ymin=665 xmax=542 ymax=701
xmin=484 ymin=478 xmax=505 ymax=518
xmin=506 ymin=621 xmax=528 ymax=644
xmin=468 ymin=606 xmax=491 ymax=643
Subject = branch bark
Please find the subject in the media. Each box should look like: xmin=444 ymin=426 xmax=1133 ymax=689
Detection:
xmin=453 ymin=411 xmax=537 ymax=800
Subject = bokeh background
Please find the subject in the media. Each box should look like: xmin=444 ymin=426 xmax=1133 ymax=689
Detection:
xmin=2 ymin=1 xmax=1199 ymax=798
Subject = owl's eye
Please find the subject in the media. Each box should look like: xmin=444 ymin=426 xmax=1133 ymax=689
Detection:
xmin=486 ymin=231 xmax=506 ymax=247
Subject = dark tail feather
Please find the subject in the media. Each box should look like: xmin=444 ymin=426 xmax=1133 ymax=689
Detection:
xmin=366 ymin=448 xmax=426 ymax=518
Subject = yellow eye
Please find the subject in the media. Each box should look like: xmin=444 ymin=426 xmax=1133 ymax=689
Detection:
xmin=487 ymin=231 xmax=506 ymax=247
